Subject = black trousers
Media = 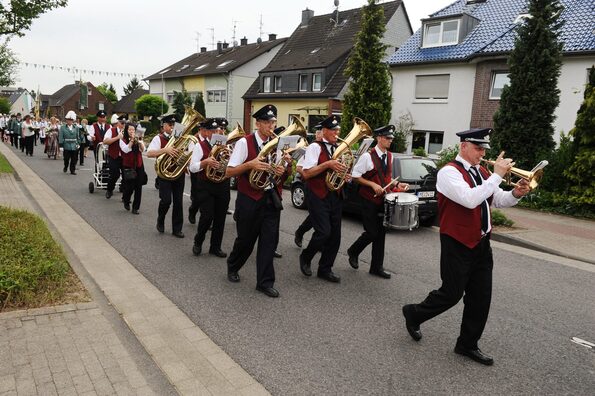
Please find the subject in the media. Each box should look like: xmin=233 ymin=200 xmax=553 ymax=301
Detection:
xmin=300 ymin=191 xmax=342 ymax=274
xmin=79 ymin=142 xmax=87 ymax=165
xmin=188 ymin=174 xmax=200 ymax=219
xmin=348 ymin=199 xmax=386 ymax=271
xmin=122 ymin=166 xmax=145 ymax=211
xmin=63 ymin=150 xmax=77 ymax=173
xmin=296 ymin=215 xmax=313 ymax=238
xmin=227 ymin=192 xmax=280 ymax=288
xmin=411 ymin=234 xmax=493 ymax=350
xmin=24 ymin=135 xmax=34 ymax=156
xmin=20 ymin=136 xmax=25 ymax=152
xmin=10 ymin=133 xmax=17 ymax=148
xmin=157 ymin=175 xmax=185 ymax=233
xmin=107 ymin=157 xmax=121 ymax=193
xmin=192 ymin=178 xmax=230 ymax=252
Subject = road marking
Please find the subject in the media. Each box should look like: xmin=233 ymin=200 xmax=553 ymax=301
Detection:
xmin=571 ymin=337 xmax=595 ymax=350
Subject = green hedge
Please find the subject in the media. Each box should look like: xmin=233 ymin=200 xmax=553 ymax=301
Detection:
xmin=0 ymin=153 xmax=12 ymax=173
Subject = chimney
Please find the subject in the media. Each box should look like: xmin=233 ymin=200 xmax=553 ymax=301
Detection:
xmin=240 ymin=36 xmax=248 ymax=46
xmin=200 ymin=47 xmax=207 ymax=53
xmin=301 ymin=8 xmax=314 ymax=26
xmin=268 ymin=33 xmax=277 ymax=41
xmin=217 ymin=41 xmax=223 ymax=54
xmin=222 ymin=41 xmax=229 ymax=49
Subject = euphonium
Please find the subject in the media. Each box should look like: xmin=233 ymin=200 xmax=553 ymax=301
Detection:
xmin=481 ymin=157 xmax=548 ymax=191
xmin=248 ymin=116 xmax=307 ymax=190
xmin=325 ymin=117 xmax=373 ymax=191
xmin=206 ymin=122 xmax=246 ymax=182
xmin=155 ymin=106 xmax=205 ymax=180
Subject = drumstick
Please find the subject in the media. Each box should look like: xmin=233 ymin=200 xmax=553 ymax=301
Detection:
xmin=374 ymin=177 xmax=400 ymax=197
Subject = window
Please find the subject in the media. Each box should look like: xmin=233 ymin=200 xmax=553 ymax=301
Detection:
xmin=263 ymin=76 xmax=271 ymax=93
xmin=415 ymin=74 xmax=450 ymax=100
xmin=206 ymin=90 xmax=226 ymax=103
xmin=166 ymin=93 xmax=175 ymax=103
xmin=312 ymin=73 xmax=322 ymax=91
xmin=97 ymin=102 xmax=105 ymax=111
xmin=176 ymin=65 xmax=189 ymax=72
xmin=299 ymin=74 xmax=308 ymax=91
xmin=422 ymin=19 xmax=460 ymax=47
xmin=412 ymin=131 xmax=444 ymax=155
xmin=194 ymin=64 xmax=208 ymax=71
xmin=274 ymin=76 xmax=282 ymax=92
xmin=217 ymin=60 xmax=235 ymax=69
xmin=490 ymin=72 xmax=510 ymax=99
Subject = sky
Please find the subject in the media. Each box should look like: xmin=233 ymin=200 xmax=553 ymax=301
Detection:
xmin=7 ymin=0 xmax=455 ymax=97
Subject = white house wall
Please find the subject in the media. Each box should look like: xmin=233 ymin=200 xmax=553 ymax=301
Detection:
xmin=555 ymin=56 xmax=595 ymax=139
xmin=391 ymin=63 xmax=477 ymax=152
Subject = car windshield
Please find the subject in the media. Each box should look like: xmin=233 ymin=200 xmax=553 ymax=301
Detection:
xmin=399 ymin=159 xmax=437 ymax=180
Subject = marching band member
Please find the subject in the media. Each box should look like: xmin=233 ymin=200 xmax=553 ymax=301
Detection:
xmin=402 ymin=128 xmax=530 ymax=366
xmin=58 ymin=111 xmax=82 ymax=174
xmin=10 ymin=113 xmax=21 ymax=149
xmin=147 ymin=114 xmax=186 ymax=238
xmin=190 ymin=118 xmax=230 ymax=258
xmin=119 ymin=123 xmax=146 ymax=214
xmin=187 ymin=121 xmax=209 ymax=225
xmin=294 ymin=124 xmax=323 ymax=248
xmin=299 ymin=115 xmax=345 ymax=283
xmin=90 ymin=110 xmax=109 ymax=158
xmin=346 ymin=125 xmax=409 ymax=279
xmin=102 ymin=114 xmax=126 ymax=199
xmin=225 ymin=104 xmax=290 ymax=298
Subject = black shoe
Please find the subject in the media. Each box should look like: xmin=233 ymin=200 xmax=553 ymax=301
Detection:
xmin=70 ymin=171 xmax=76 ymax=175
xmin=124 ymin=202 xmax=130 ymax=211
xmin=192 ymin=245 xmax=201 ymax=256
xmin=256 ymin=285 xmax=279 ymax=298
xmin=294 ymin=233 xmax=303 ymax=248
xmin=299 ymin=254 xmax=312 ymax=277
xmin=106 ymin=190 xmax=113 ymax=199
xmin=317 ymin=271 xmax=341 ymax=283
xmin=273 ymin=250 xmax=282 ymax=258
xmin=348 ymin=250 xmax=359 ymax=269
xmin=454 ymin=345 xmax=494 ymax=366
xmin=132 ymin=209 xmax=139 ymax=215
xmin=188 ymin=212 xmax=196 ymax=224
xmin=172 ymin=231 xmax=185 ymax=238
xmin=402 ymin=304 xmax=422 ymax=341
xmin=227 ymin=271 xmax=240 ymax=283
xmin=156 ymin=223 xmax=164 ymax=233
xmin=63 ymin=167 xmax=67 ymax=173
xmin=370 ymin=268 xmax=391 ymax=279
xmin=209 ymin=249 xmax=227 ymax=258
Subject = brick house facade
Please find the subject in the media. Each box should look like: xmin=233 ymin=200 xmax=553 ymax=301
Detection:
xmin=45 ymin=82 xmax=113 ymax=119
xmin=470 ymin=59 xmax=508 ymax=129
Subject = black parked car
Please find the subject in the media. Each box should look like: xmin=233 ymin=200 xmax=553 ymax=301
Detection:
xmin=290 ymin=154 xmax=438 ymax=227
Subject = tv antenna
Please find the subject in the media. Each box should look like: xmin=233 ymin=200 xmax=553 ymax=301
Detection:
xmin=194 ymin=32 xmax=201 ymax=53
xmin=208 ymin=27 xmax=215 ymax=50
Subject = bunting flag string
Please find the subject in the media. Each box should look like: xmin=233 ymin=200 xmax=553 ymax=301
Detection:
xmin=20 ymin=61 xmax=145 ymax=79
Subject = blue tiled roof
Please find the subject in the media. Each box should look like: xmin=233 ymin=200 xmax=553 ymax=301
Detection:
xmin=389 ymin=0 xmax=595 ymax=65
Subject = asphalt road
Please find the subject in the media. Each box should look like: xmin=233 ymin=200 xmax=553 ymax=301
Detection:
xmin=13 ymin=145 xmax=595 ymax=395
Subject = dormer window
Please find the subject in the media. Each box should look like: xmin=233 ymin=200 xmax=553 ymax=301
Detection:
xmin=422 ymin=19 xmax=460 ymax=47
xmin=176 ymin=65 xmax=189 ymax=72
xmin=514 ymin=13 xmax=531 ymax=24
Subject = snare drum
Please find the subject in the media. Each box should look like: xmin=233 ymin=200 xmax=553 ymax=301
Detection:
xmin=383 ymin=192 xmax=419 ymax=230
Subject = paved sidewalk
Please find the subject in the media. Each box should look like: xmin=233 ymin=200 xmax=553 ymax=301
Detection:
xmin=491 ymin=207 xmax=595 ymax=265
xmin=1 ymin=142 xmax=270 ymax=395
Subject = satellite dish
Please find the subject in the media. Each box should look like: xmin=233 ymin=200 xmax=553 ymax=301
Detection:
xmin=334 ymin=0 xmax=340 ymax=7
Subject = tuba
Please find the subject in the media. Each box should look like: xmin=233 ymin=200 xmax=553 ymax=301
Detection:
xmin=206 ymin=122 xmax=246 ymax=182
xmin=325 ymin=117 xmax=373 ymax=191
xmin=481 ymin=157 xmax=548 ymax=191
xmin=155 ymin=106 xmax=205 ymax=180
xmin=248 ymin=116 xmax=306 ymax=189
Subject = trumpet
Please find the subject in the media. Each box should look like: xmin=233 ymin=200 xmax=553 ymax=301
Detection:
xmin=481 ymin=157 xmax=548 ymax=190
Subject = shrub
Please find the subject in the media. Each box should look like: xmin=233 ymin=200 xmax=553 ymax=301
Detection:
xmin=491 ymin=209 xmax=514 ymax=227
xmin=435 ymin=144 xmax=459 ymax=169
xmin=413 ymin=147 xmax=427 ymax=157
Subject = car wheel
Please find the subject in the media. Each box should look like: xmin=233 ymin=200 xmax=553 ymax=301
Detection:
xmin=88 ymin=182 xmax=94 ymax=193
xmin=291 ymin=185 xmax=306 ymax=209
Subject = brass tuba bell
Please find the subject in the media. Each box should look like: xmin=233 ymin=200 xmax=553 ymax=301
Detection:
xmin=481 ymin=158 xmax=549 ymax=190
xmin=206 ymin=122 xmax=246 ymax=183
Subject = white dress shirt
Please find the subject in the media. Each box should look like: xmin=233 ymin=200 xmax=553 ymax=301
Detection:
xmin=302 ymin=139 xmax=335 ymax=170
xmin=188 ymin=136 xmax=208 ymax=173
xmin=103 ymin=127 xmax=121 ymax=141
xmin=227 ymin=132 xmax=268 ymax=168
xmin=147 ymin=134 xmax=166 ymax=152
xmin=352 ymin=146 xmax=388 ymax=178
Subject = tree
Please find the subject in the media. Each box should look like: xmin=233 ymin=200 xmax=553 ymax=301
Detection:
xmin=390 ymin=111 xmax=414 ymax=153
xmin=193 ymin=92 xmax=205 ymax=116
xmin=97 ymin=82 xmax=117 ymax=104
xmin=0 ymin=97 xmax=11 ymax=114
xmin=0 ymin=0 xmax=67 ymax=37
xmin=172 ymin=90 xmax=192 ymax=121
xmin=123 ymin=77 xmax=142 ymax=96
xmin=0 ymin=40 xmax=18 ymax=86
xmin=341 ymin=0 xmax=392 ymax=137
xmin=492 ymin=0 xmax=564 ymax=169
xmin=565 ymin=66 xmax=595 ymax=205
xmin=135 ymin=94 xmax=168 ymax=120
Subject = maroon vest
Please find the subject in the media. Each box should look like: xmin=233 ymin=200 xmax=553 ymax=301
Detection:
xmin=359 ymin=150 xmax=392 ymax=206
xmin=237 ymin=134 xmax=285 ymax=201
xmin=121 ymin=137 xmax=143 ymax=168
xmin=158 ymin=134 xmax=169 ymax=148
xmin=197 ymin=139 xmax=211 ymax=181
xmin=106 ymin=127 xmax=121 ymax=159
xmin=306 ymin=141 xmax=333 ymax=199
xmin=92 ymin=123 xmax=108 ymax=148
xmin=438 ymin=161 xmax=493 ymax=249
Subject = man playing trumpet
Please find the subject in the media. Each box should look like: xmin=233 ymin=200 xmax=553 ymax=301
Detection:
xmin=347 ymin=125 xmax=409 ymax=279
xmin=402 ymin=128 xmax=530 ymax=366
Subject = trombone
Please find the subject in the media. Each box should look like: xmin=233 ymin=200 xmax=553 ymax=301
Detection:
xmin=481 ymin=155 xmax=548 ymax=191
